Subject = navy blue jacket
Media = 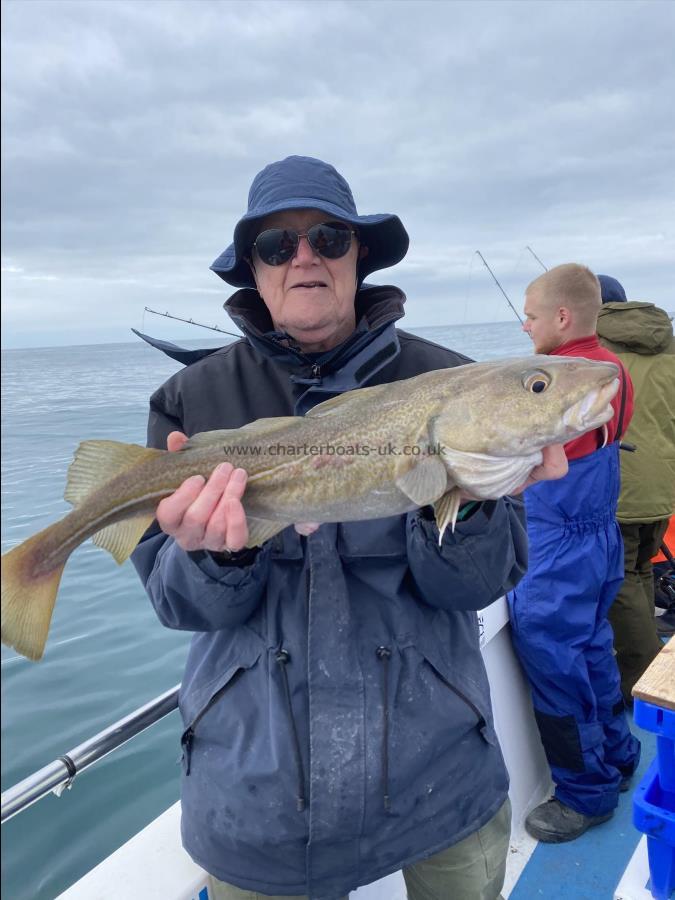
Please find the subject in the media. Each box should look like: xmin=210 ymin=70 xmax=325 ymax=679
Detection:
xmin=132 ymin=285 xmax=527 ymax=898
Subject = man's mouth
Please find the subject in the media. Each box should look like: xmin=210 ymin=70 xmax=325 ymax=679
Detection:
xmin=292 ymin=281 xmax=327 ymax=289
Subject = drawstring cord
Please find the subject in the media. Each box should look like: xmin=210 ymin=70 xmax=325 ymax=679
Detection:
xmin=275 ymin=649 xmax=307 ymax=812
xmin=376 ymin=646 xmax=392 ymax=811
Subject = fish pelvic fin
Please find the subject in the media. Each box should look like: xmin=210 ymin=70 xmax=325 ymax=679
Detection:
xmin=92 ymin=513 xmax=157 ymax=564
xmin=434 ymin=488 xmax=463 ymax=545
xmin=1 ymin=530 xmax=66 ymax=661
xmin=245 ymin=516 xmax=289 ymax=549
xmin=65 ymin=441 xmax=164 ymax=508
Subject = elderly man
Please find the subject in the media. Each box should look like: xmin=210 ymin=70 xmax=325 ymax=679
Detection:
xmin=132 ymin=156 xmax=560 ymax=900
xmin=508 ymin=264 xmax=641 ymax=845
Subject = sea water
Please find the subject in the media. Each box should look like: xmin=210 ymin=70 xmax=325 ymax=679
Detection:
xmin=0 ymin=322 xmax=532 ymax=899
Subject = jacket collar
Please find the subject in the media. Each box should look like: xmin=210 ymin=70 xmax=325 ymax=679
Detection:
xmin=224 ymin=284 xmax=406 ymax=414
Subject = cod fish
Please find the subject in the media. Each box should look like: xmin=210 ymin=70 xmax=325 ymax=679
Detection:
xmin=1 ymin=355 xmax=618 ymax=661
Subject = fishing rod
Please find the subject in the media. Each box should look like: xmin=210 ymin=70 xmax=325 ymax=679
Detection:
xmin=526 ymin=246 xmax=548 ymax=272
xmin=474 ymin=251 xmax=524 ymax=325
xmin=143 ymin=307 xmax=241 ymax=339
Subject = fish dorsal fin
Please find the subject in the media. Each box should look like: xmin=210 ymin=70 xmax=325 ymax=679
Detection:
xmin=245 ymin=516 xmax=289 ymax=549
xmin=394 ymin=455 xmax=448 ymax=507
xmin=305 ymin=384 xmax=390 ymax=419
xmin=433 ymin=488 xmax=463 ymax=544
xmin=184 ymin=417 xmax=302 ymax=450
xmin=65 ymin=441 xmax=163 ymax=508
xmin=92 ymin=513 xmax=157 ymax=564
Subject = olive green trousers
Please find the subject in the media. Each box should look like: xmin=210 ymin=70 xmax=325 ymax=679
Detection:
xmin=608 ymin=519 xmax=668 ymax=702
xmin=609 ymin=519 xmax=668 ymax=703
xmin=210 ymin=797 xmax=510 ymax=900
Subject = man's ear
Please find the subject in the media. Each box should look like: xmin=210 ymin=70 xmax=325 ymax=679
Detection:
xmin=557 ymin=306 xmax=572 ymax=330
xmin=356 ymin=245 xmax=369 ymax=287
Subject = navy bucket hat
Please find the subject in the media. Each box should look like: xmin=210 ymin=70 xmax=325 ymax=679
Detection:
xmin=210 ymin=155 xmax=409 ymax=288
xmin=598 ymin=274 xmax=627 ymax=303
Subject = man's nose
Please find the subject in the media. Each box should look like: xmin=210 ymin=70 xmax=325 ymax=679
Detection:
xmin=292 ymin=234 xmax=319 ymax=264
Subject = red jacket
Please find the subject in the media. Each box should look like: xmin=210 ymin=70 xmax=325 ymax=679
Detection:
xmin=551 ymin=336 xmax=634 ymax=461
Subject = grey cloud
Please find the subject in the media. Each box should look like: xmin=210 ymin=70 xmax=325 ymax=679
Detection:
xmin=2 ymin=0 xmax=674 ymax=348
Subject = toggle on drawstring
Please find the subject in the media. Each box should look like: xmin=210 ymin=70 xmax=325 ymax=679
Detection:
xmin=275 ymin=649 xmax=307 ymax=812
xmin=376 ymin=645 xmax=392 ymax=811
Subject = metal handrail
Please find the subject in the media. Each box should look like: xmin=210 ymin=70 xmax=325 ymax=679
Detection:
xmin=1 ymin=684 xmax=180 ymax=824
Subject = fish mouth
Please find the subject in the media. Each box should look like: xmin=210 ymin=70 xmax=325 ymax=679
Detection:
xmin=562 ymin=376 xmax=619 ymax=435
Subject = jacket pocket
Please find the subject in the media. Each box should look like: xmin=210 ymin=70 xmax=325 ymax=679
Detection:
xmin=179 ymin=647 xmax=262 ymax=775
xmin=407 ymin=640 xmax=497 ymax=747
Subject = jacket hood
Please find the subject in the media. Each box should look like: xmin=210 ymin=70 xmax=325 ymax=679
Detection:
xmin=132 ymin=284 xmax=406 ymax=370
xmin=596 ymin=301 xmax=673 ymax=355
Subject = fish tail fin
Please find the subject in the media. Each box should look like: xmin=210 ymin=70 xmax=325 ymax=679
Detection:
xmin=1 ymin=529 xmax=67 ymax=661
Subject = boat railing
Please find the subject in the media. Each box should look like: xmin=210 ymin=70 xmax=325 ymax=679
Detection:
xmin=1 ymin=683 xmax=180 ymax=824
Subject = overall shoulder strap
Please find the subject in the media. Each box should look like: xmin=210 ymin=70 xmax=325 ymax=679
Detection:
xmin=597 ymin=362 xmax=628 ymax=449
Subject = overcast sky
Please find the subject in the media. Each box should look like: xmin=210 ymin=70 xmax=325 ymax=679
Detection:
xmin=2 ymin=0 xmax=674 ymax=349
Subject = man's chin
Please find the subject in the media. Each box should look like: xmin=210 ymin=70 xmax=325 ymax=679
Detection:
xmin=285 ymin=321 xmax=349 ymax=352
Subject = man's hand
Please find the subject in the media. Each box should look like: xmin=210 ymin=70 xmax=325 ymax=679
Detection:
xmin=157 ymin=432 xmax=250 ymax=552
xmin=512 ymin=443 xmax=568 ymax=494
xmin=156 ymin=431 xmax=322 ymax=551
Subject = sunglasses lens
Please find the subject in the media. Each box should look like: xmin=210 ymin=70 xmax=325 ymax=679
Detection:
xmin=307 ymin=222 xmax=353 ymax=259
xmin=254 ymin=222 xmax=353 ymax=266
xmin=255 ymin=228 xmax=299 ymax=266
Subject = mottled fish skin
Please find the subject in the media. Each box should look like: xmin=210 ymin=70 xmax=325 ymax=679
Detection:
xmin=1 ymin=354 xmax=619 ymax=661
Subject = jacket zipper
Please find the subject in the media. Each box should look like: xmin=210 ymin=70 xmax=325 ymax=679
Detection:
xmin=376 ymin=646 xmax=392 ymax=810
xmin=275 ymin=649 xmax=307 ymax=812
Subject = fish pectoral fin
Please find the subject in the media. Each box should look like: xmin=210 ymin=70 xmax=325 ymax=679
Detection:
xmin=184 ymin=417 xmax=303 ymax=450
xmin=92 ymin=513 xmax=157 ymax=564
xmin=245 ymin=516 xmax=289 ymax=549
xmin=65 ymin=441 xmax=164 ymax=508
xmin=1 ymin=530 xmax=65 ymax=661
xmin=394 ymin=455 xmax=448 ymax=507
xmin=433 ymin=488 xmax=463 ymax=544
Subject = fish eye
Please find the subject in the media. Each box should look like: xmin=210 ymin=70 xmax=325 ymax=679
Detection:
xmin=523 ymin=371 xmax=551 ymax=394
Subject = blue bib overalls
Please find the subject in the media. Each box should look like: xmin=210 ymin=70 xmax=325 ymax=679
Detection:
xmin=508 ymin=442 xmax=641 ymax=817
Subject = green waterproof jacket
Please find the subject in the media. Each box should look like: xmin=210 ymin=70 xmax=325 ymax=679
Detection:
xmin=596 ymin=301 xmax=675 ymax=523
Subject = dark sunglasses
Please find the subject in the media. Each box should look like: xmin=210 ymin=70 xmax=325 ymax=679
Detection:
xmin=252 ymin=221 xmax=356 ymax=266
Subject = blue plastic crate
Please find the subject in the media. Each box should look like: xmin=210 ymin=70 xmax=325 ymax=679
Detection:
xmin=634 ymin=700 xmax=675 ymax=794
xmin=634 ymin=758 xmax=675 ymax=899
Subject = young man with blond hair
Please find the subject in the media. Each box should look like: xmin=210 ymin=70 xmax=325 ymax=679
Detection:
xmin=508 ymin=263 xmax=641 ymax=843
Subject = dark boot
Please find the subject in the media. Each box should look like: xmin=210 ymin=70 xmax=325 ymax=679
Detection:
xmin=655 ymin=608 xmax=675 ymax=636
xmin=525 ymin=798 xmax=613 ymax=843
